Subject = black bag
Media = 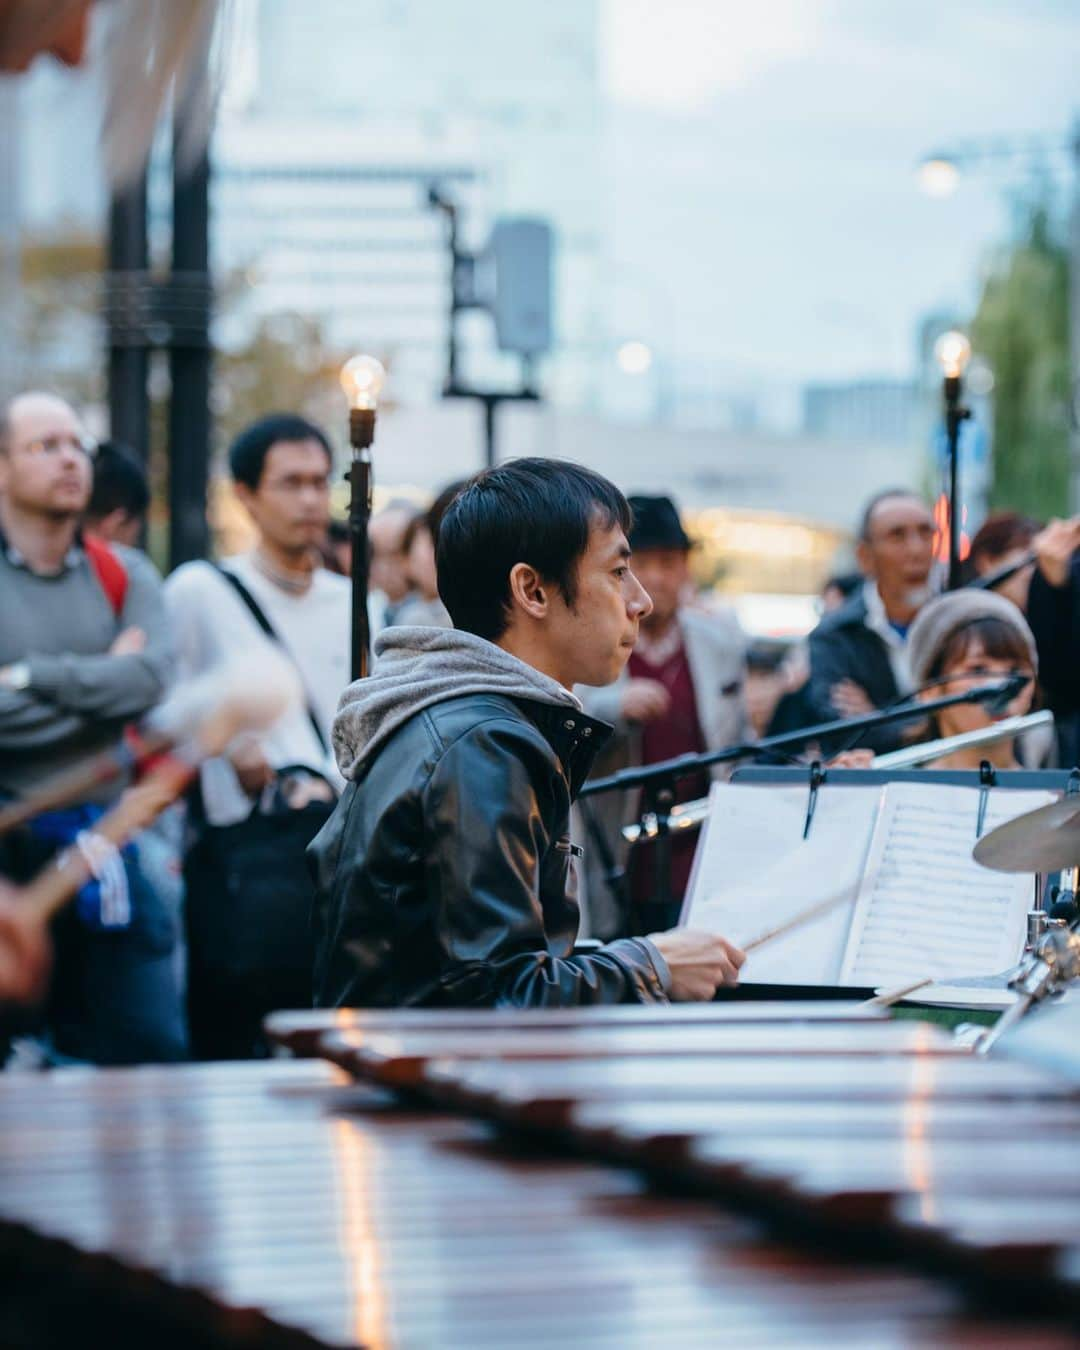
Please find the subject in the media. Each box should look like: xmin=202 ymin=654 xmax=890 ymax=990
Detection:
xmin=184 ymin=567 xmax=337 ymax=1059
xmin=184 ymin=767 xmax=334 ymax=1057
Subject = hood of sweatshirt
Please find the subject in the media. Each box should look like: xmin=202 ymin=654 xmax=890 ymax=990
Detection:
xmin=332 ymin=626 xmax=582 ymax=780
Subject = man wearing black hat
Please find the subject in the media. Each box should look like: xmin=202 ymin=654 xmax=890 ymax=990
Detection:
xmin=579 ymin=495 xmax=749 ymax=938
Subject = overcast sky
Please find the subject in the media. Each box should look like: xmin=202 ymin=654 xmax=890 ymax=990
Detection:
xmin=603 ymin=0 xmax=1079 ymax=391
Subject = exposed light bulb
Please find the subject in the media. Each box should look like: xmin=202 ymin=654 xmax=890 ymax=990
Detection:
xmin=340 ymin=354 xmax=387 ymax=411
xmin=617 ymin=340 xmax=653 ymax=376
xmin=934 ymin=330 xmax=972 ymax=378
xmin=918 ymin=156 xmax=960 ymax=198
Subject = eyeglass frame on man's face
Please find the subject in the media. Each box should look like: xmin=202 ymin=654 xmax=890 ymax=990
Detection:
xmin=13 ymin=432 xmax=98 ymax=460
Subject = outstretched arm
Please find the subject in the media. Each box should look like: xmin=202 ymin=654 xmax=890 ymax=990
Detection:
xmin=424 ymin=718 xmax=671 ymax=1007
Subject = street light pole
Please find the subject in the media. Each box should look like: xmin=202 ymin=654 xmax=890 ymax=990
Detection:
xmin=1069 ymin=119 xmax=1080 ymax=513
xmin=339 ymin=355 xmax=386 ymax=682
xmin=919 ymin=124 xmax=1080 ymax=512
xmin=935 ymin=331 xmax=972 ymax=590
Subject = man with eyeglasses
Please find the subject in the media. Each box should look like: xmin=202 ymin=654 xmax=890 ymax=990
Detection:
xmin=0 ymin=390 xmax=185 ymax=1063
xmin=165 ymin=413 xmax=349 ymax=1057
xmin=806 ymin=488 xmax=937 ymax=754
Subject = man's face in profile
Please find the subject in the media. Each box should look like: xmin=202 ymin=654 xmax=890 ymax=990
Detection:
xmin=542 ymin=521 xmax=653 ymax=688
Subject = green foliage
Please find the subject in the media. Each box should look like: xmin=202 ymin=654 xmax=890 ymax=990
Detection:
xmin=971 ymin=204 xmax=1071 ymax=519
xmin=213 ymin=310 xmax=348 ymax=454
xmin=15 ymin=230 xmax=104 ymax=408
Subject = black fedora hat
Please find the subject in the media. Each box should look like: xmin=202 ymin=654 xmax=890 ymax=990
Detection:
xmin=627 ymin=495 xmax=693 ymax=552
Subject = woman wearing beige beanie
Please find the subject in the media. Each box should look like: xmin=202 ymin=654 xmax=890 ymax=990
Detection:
xmin=906 ymin=590 xmax=1040 ymax=771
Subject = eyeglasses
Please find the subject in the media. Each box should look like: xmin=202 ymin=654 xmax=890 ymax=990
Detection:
xmin=17 ymin=433 xmax=98 ymax=460
xmin=261 ymin=474 xmax=332 ymax=495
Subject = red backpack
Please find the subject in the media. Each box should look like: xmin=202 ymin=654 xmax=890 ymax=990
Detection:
xmin=83 ymin=534 xmax=128 ymax=617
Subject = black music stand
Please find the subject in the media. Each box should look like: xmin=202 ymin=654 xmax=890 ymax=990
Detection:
xmin=708 ymin=765 xmax=1078 ymax=1003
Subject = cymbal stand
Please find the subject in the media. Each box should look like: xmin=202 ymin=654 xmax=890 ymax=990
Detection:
xmin=633 ymin=777 xmax=677 ymax=935
xmin=977 ymin=921 xmax=1080 ymax=1055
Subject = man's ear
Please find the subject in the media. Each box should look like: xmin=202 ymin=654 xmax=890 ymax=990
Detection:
xmin=507 ymin=562 xmax=548 ymax=620
xmin=233 ymin=481 xmax=255 ymax=516
xmin=855 ymin=539 xmax=874 ymax=578
xmin=92 ymin=507 xmax=128 ymax=540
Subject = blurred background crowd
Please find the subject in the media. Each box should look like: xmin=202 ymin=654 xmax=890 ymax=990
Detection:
xmin=0 ymin=0 xmax=1078 ymax=1063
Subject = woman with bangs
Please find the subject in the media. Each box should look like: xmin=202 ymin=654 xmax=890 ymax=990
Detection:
xmin=905 ymin=591 xmax=1043 ymax=771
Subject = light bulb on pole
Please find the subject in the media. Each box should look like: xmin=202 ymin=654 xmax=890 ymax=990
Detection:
xmin=934 ymin=330 xmax=972 ymax=379
xmin=339 ymin=354 xmax=387 ymax=679
xmin=917 ymin=154 xmax=961 ymax=198
xmin=934 ymin=331 xmax=972 ymax=591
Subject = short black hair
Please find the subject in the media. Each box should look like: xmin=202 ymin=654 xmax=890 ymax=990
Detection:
xmin=88 ymin=441 xmax=150 ymax=521
xmin=822 ymin=570 xmax=862 ymax=601
xmin=858 ymin=488 xmax=926 ymax=542
xmin=228 ymin=413 xmax=332 ymax=490
xmin=437 ymin=458 xmax=632 ymax=641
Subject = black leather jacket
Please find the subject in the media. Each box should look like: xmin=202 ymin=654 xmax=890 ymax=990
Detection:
xmin=309 ymin=692 xmax=670 ymax=1008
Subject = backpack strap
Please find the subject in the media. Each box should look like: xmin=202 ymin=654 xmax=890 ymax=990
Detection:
xmin=214 ymin=566 xmax=330 ymax=756
xmin=83 ymin=535 xmax=129 ymax=618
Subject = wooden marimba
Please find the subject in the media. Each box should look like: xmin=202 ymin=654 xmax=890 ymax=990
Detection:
xmin=1 ymin=1003 xmax=1078 ymax=1347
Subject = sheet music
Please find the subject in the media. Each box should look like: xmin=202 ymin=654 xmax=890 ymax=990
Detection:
xmin=681 ymin=782 xmax=883 ymax=984
xmin=839 ymin=783 xmax=1055 ymax=987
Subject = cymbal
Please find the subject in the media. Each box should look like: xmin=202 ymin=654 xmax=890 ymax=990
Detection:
xmin=973 ymin=795 xmax=1080 ymax=873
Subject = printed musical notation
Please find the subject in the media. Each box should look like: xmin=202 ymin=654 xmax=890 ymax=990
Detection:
xmin=840 ymin=785 xmax=1051 ymax=987
xmin=684 ymin=781 xmax=1055 ymax=988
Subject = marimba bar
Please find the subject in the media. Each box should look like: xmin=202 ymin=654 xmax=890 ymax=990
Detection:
xmin=309 ymin=1004 xmax=1080 ymax=1323
xmin=3 ymin=1003 xmax=1078 ymax=1345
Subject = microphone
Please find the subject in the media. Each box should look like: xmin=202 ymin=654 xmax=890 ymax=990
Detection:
xmin=980 ymin=672 xmax=1032 ymax=715
xmin=967 ymin=550 xmax=1035 ymax=592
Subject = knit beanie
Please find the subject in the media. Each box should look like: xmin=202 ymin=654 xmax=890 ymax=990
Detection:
xmin=906 ymin=590 xmax=1038 ymax=688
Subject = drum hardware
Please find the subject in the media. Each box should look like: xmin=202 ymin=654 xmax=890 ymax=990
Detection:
xmin=973 ymin=773 xmax=1080 ymax=874
xmin=978 ymin=921 xmax=1080 ymax=1055
xmin=1048 ymin=866 xmax=1080 ymax=922
xmin=1026 ymin=910 xmax=1068 ymax=951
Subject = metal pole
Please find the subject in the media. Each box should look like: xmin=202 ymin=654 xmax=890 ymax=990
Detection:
xmin=106 ymin=171 xmax=150 ymax=462
xmin=168 ymin=129 xmax=212 ymax=570
xmin=0 ymin=83 xmax=22 ymax=401
xmin=1069 ymin=119 xmax=1080 ymax=514
xmin=348 ymin=409 xmax=376 ymax=681
xmin=943 ymin=372 xmax=969 ymax=589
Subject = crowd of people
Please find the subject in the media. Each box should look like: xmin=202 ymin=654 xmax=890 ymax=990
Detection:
xmin=2 ymin=386 xmax=1079 ymax=1062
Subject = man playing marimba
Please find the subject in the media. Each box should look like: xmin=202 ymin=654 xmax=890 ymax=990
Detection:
xmin=311 ymin=459 xmax=744 ymax=1008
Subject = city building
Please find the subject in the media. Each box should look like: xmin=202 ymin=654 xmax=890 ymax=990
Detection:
xmin=213 ymin=0 xmax=607 ymax=408
xmin=802 ymin=378 xmax=920 ymax=447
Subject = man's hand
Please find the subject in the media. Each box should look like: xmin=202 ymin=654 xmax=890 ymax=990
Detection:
xmin=827 ymin=749 xmax=875 ymax=769
xmin=1032 ymin=517 xmax=1080 ymax=589
xmin=830 ymin=678 xmax=876 ymax=718
xmin=109 ymin=626 xmax=146 ymax=656
xmin=0 ymin=886 xmax=51 ymax=1006
xmin=620 ymin=678 xmax=671 ymax=724
xmin=228 ymin=737 xmax=275 ymax=796
xmin=648 ymin=928 xmax=745 ymax=1001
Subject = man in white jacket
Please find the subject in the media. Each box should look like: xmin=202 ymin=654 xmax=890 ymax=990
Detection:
xmin=165 ymin=413 xmax=349 ymax=1056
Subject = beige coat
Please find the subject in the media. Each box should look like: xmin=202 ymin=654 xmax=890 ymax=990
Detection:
xmin=575 ymin=607 xmax=750 ymax=939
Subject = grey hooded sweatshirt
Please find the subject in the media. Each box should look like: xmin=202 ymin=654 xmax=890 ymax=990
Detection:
xmin=312 ymin=626 xmax=671 ymax=1008
xmin=333 ymin=626 xmax=584 ymax=780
